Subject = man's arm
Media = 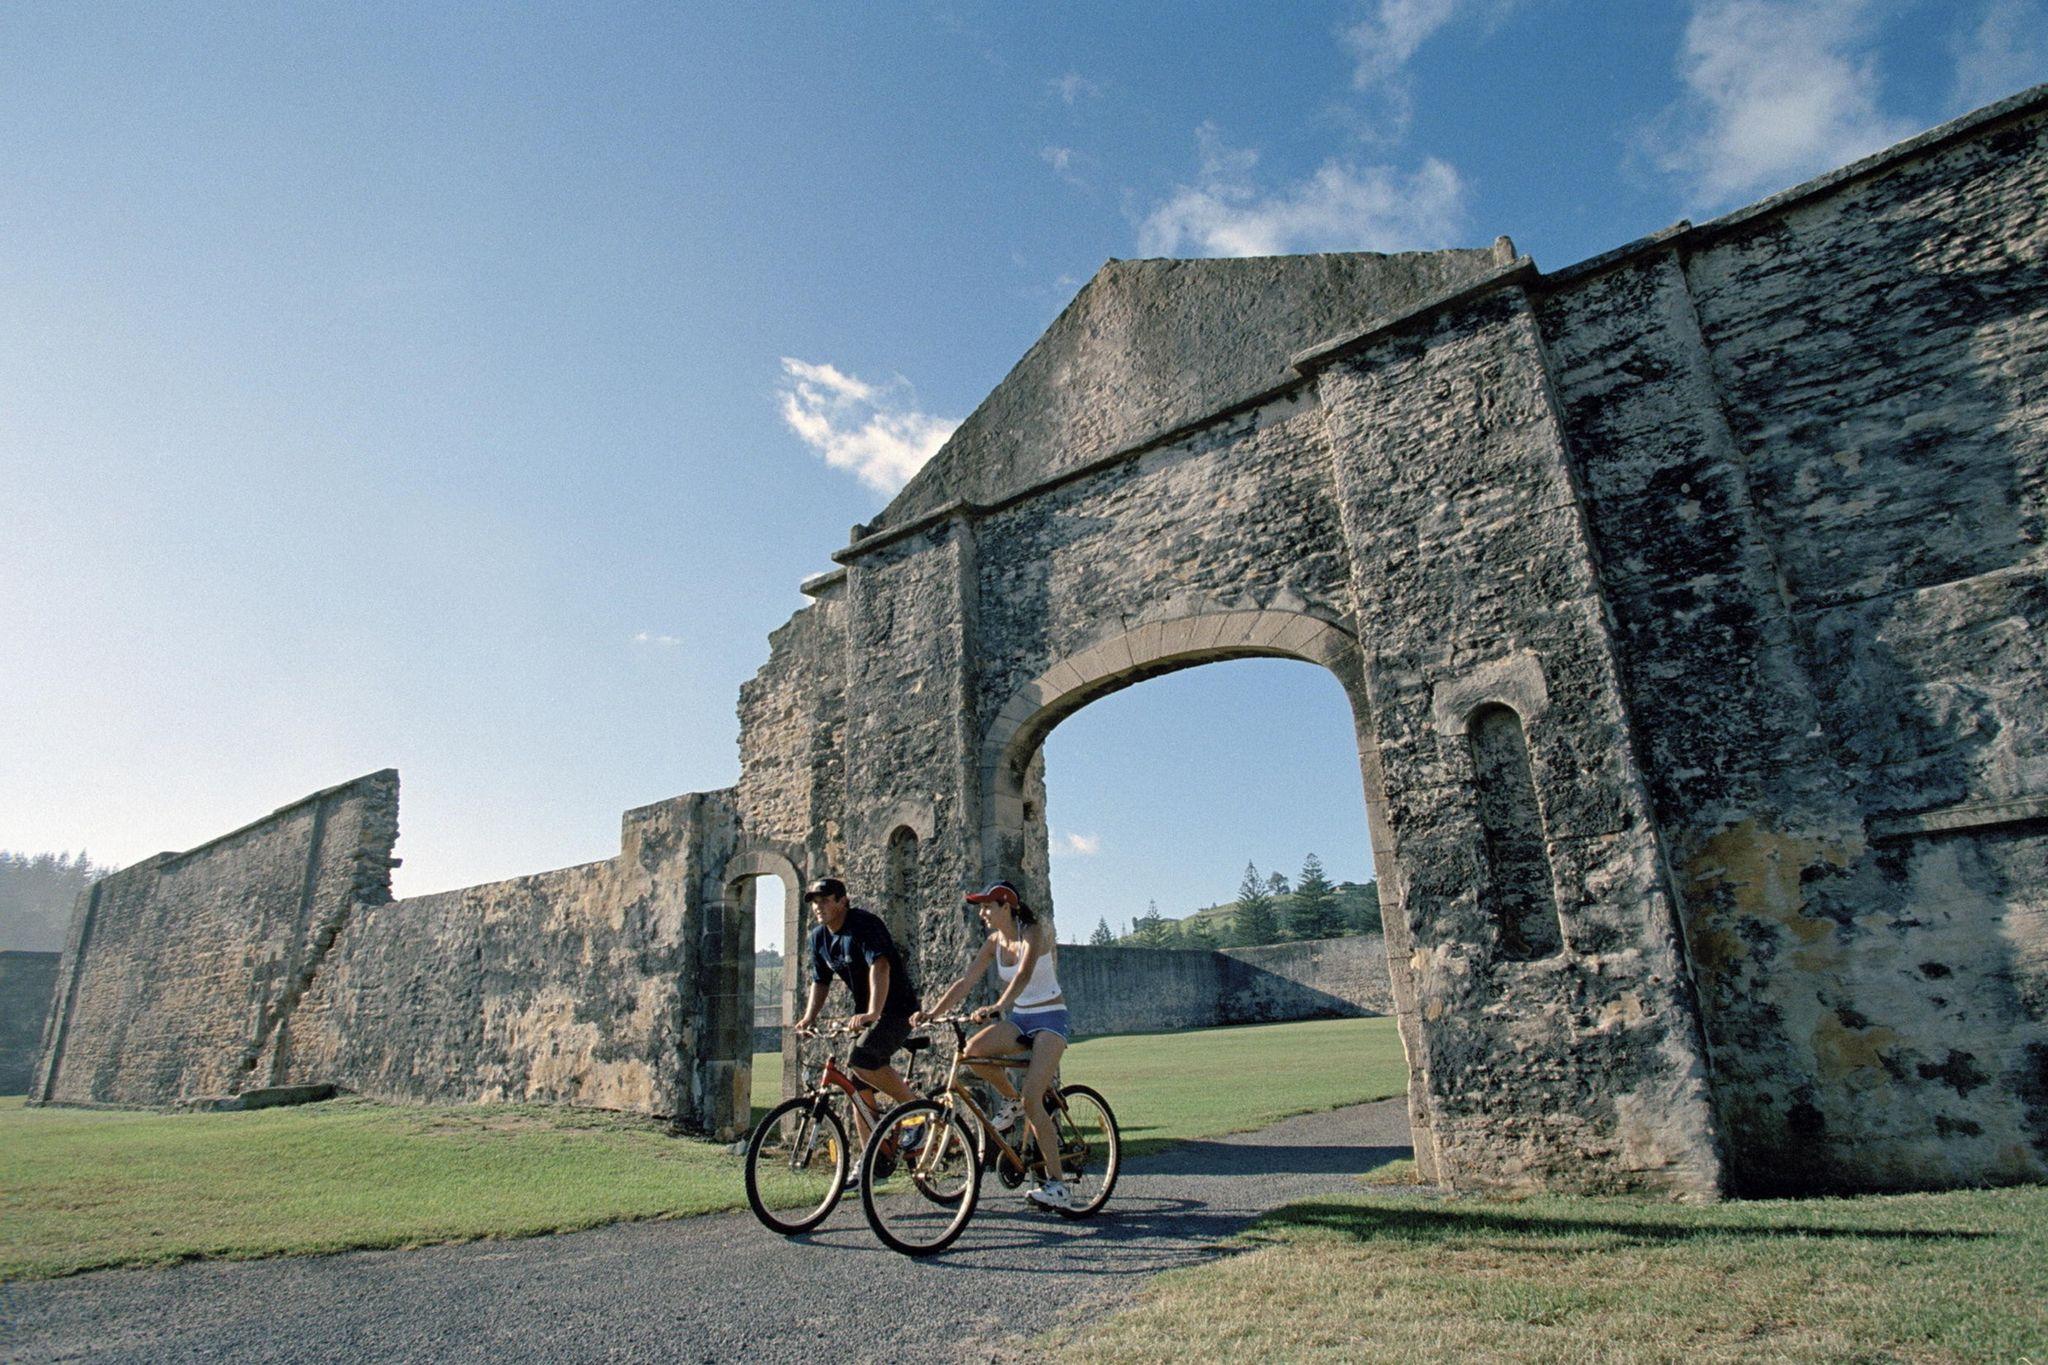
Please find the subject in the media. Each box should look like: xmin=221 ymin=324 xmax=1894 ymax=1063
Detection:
xmin=794 ymin=979 xmax=831 ymax=1032
xmin=851 ymin=957 xmax=890 ymax=1027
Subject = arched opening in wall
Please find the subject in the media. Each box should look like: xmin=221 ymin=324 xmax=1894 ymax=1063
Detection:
xmin=884 ymin=826 xmax=920 ymax=973
xmin=1015 ymin=652 xmax=1410 ymax=1163
xmin=1467 ymin=704 xmax=1564 ymax=962
xmin=722 ymin=868 xmax=797 ymax=1113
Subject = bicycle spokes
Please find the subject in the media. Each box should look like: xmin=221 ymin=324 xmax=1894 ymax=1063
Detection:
xmin=860 ymin=1100 xmax=980 ymax=1256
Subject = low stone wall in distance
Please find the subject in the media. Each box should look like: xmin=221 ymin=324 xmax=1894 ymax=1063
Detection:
xmin=0 ymin=951 xmax=60 ymax=1094
xmin=749 ymin=937 xmax=1389 ymax=1051
xmin=1219 ymin=937 xmax=1393 ymax=1023
xmin=1056 ymin=934 xmax=1391 ymax=1037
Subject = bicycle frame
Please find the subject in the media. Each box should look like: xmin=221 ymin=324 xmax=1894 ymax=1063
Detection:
xmin=920 ymin=1016 xmax=1058 ymax=1181
xmin=795 ymin=1023 xmax=920 ymax=1144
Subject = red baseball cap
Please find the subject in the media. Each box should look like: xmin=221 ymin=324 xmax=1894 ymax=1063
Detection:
xmin=965 ymin=880 xmax=1021 ymax=905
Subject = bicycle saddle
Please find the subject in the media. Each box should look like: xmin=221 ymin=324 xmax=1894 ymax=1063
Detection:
xmin=902 ymin=1035 xmax=932 ymax=1053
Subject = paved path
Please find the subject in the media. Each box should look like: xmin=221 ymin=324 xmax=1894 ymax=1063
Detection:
xmin=3 ymin=1099 xmax=1414 ymax=1364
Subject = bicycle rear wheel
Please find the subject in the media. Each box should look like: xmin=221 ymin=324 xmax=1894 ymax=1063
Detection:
xmin=1049 ymin=1084 xmax=1120 ymax=1217
xmin=860 ymin=1099 xmax=981 ymax=1256
xmin=744 ymin=1095 xmax=848 ymax=1235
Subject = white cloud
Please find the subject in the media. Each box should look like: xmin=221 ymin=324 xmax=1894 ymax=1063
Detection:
xmin=1062 ymin=832 xmax=1101 ymax=855
xmin=1050 ymin=72 xmax=1101 ymax=105
xmin=1648 ymin=0 xmax=1917 ymax=206
xmin=632 ymin=631 xmax=681 ymax=648
xmin=1949 ymin=0 xmax=2048 ymax=111
xmin=1137 ymin=123 xmax=1468 ymax=258
xmin=1039 ymin=144 xmax=1094 ymax=188
xmin=776 ymin=358 xmax=961 ymax=495
xmin=1339 ymin=0 xmax=1511 ymax=137
xmin=1342 ymin=0 xmax=1464 ymax=92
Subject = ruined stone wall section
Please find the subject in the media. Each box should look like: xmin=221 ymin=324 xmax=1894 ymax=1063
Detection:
xmin=839 ymin=528 xmax=985 ymax=986
xmin=32 ymin=770 xmax=399 ymax=1107
xmin=971 ymin=390 xmax=1354 ymax=738
xmin=285 ymin=790 xmax=745 ymax=1136
xmin=1317 ymin=286 xmax=1725 ymax=1197
xmin=880 ymin=249 xmax=1506 ymax=532
xmin=737 ymin=595 xmax=848 ymax=869
xmin=1541 ymin=97 xmax=2048 ymax=1191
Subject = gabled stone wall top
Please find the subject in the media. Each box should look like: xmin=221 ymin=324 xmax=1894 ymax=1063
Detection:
xmin=869 ymin=245 xmax=1510 ymax=533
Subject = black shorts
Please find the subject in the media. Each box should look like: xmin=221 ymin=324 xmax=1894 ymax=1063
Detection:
xmin=849 ymin=1012 xmax=916 ymax=1070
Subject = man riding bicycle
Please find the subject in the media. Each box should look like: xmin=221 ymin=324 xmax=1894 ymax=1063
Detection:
xmin=790 ymin=876 xmax=923 ymax=1178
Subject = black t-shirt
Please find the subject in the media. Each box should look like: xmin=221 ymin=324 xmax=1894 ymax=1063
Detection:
xmin=810 ymin=906 xmax=920 ymax=1020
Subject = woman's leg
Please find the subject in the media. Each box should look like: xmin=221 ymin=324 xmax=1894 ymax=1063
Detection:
xmin=1019 ymin=1031 xmax=1068 ymax=1184
xmin=964 ymin=1021 xmax=1025 ymax=1102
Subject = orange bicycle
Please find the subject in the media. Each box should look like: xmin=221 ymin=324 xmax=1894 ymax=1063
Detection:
xmin=857 ymin=1013 xmax=1120 ymax=1255
xmin=742 ymin=1020 xmax=934 ymax=1235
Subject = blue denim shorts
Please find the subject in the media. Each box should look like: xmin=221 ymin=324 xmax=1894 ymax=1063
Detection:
xmin=1010 ymin=1006 xmax=1071 ymax=1043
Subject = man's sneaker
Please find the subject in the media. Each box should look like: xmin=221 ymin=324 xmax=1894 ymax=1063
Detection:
xmin=842 ymin=1166 xmax=862 ymax=1192
xmin=988 ymin=1099 xmax=1023 ymax=1132
xmin=1026 ymin=1180 xmax=1072 ymax=1211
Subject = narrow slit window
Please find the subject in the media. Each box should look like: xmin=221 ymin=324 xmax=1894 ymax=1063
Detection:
xmin=885 ymin=826 xmax=920 ymax=964
xmin=1468 ymin=704 xmax=1564 ymax=961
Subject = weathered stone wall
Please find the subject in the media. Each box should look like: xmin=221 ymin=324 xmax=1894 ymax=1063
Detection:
xmin=32 ymin=777 xmax=751 ymax=1138
xmin=1313 ymin=281 xmax=1725 ymax=1198
xmin=0 ymin=950 xmax=61 ymax=1094
xmin=1540 ymin=92 xmax=2048 ymax=1192
xmin=282 ymin=791 xmax=744 ymax=1134
xmin=33 ymin=771 xmax=401 ymax=1107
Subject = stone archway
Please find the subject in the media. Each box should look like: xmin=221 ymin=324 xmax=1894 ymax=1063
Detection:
xmin=731 ymin=246 xmax=1741 ymax=1197
xmin=724 ymin=842 xmax=805 ymax=1100
xmin=977 ymin=607 xmax=1445 ymax=1177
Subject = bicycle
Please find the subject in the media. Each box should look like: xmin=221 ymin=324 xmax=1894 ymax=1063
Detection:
xmin=742 ymin=1020 xmax=934 ymax=1235
xmin=857 ymin=1012 xmax=1120 ymax=1256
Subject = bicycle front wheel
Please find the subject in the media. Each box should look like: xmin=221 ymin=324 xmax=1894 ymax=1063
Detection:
xmin=745 ymin=1095 xmax=848 ymax=1235
xmin=1050 ymin=1084 xmax=1120 ymax=1218
xmin=860 ymin=1098 xmax=981 ymax=1256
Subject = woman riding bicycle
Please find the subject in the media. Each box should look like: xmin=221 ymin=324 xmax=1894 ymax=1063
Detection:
xmin=914 ymin=879 xmax=1074 ymax=1210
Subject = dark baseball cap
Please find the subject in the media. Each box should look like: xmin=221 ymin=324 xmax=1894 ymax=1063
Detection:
xmin=965 ymin=880 xmax=1022 ymax=905
xmin=802 ymin=877 xmax=847 ymax=902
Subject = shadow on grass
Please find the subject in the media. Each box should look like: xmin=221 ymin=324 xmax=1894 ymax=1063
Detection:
xmin=1257 ymin=1199 xmax=1995 ymax=1247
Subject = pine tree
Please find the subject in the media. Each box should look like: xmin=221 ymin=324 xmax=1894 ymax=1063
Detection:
xmin=1230 ymin=863 xmax=1279 ymax=946
xmin=1133 ymin=899 xmax=1173 ymax=949
xmin=1288 ymin=853 xmax=1345 ymax=940
xmin=1090 ymin=917 xmax=1115 ymax=946
xmin=0 ymin=848 xmax=107 ymax=952
xmin=1181 ymin=914 xmax=1217 ymax=950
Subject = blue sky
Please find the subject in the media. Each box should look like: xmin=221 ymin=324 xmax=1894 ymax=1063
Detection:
xmin=2 ymin=2 xmax=2041 ymax=949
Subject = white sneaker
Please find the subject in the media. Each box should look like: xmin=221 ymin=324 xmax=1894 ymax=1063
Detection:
xmin=989 ymin=1099 xmax=1023 ymax=1131
xmin=1027 ymin=1181 xmax=1072 ymax=1211
xmin=843 ymin=1166 xmax=862 ymax=1192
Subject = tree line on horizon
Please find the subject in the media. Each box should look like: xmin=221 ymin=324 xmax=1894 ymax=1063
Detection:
xmin=1082 ymin=854 xmax=1381 ymax=951
xmin=0 ymin=850 xmax=110 ymax=953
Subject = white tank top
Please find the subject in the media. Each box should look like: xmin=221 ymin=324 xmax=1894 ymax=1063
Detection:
xmin=995 ymin=938 xmax=1063 ymax=1009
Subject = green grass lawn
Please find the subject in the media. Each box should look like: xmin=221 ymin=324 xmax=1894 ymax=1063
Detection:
xmin=1047 ymin=1185 xmax=2048 ymax=1362
xmin=3 ymin=1015 xmax=1406 ymax=1280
